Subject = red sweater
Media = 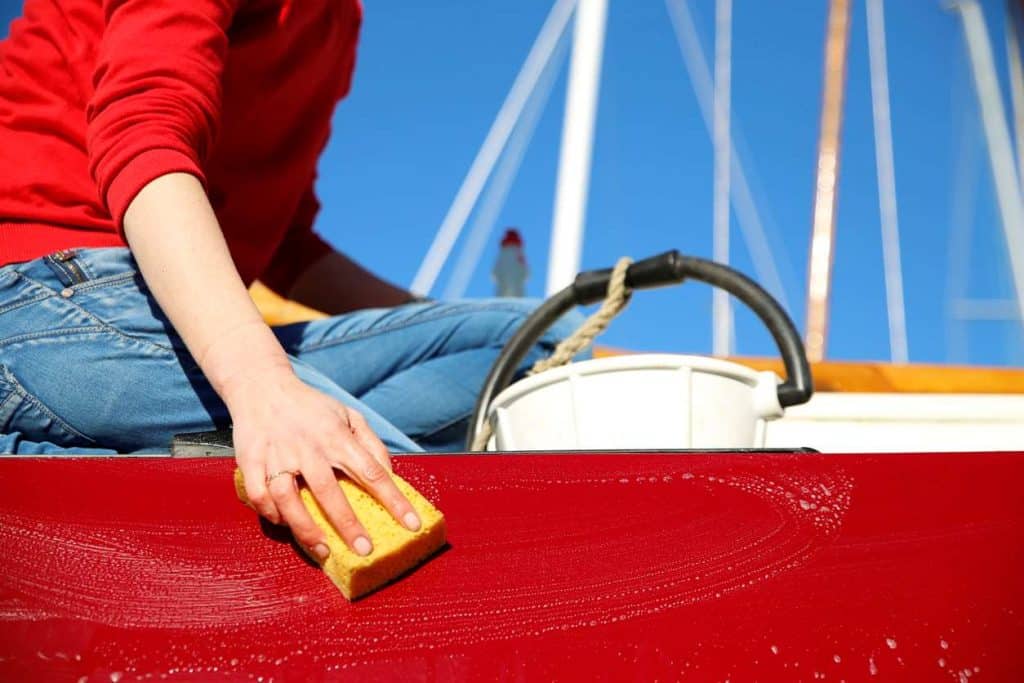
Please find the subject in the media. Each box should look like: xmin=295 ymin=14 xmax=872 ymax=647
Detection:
xmin=0 ymin=0 xmax=360 ymax=291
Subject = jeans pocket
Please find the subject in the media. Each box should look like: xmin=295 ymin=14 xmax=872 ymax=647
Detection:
xmin=0 ymin=365 xmax=97 ymax=447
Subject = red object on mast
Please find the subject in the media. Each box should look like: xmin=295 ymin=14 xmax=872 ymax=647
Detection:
xmin=500 ymin=227 xmax=524 ymax=248
xmin=1 ymin=452 xmax=1022 ymax=680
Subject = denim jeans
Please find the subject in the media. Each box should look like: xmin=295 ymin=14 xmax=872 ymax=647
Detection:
xmin=0 ymin=248 xmax=582 ymax=454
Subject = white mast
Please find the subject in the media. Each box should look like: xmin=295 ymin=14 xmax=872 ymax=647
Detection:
xmin=411 ymin=0 xmax=577 ymax=296
xmin=711 ymin=0 xmax=733 ymax=356
xmin=952 ymin=0 xmax=1024 ymax=328
xmin=866 ymin=0 xmax=909 ymax=363
xmin=545 ymin=0 xmax=608 ymax=294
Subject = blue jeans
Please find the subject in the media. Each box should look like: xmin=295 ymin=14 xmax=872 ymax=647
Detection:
xmin=0 ymin=248 xmax=582 ymax=454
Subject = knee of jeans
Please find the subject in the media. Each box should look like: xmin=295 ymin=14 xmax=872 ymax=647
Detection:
xmin=462 ymin=298 xmax=591 ymax=361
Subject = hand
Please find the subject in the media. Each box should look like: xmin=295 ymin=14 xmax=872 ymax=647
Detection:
xmin=223 ymin=366 xmax=421 ymax=560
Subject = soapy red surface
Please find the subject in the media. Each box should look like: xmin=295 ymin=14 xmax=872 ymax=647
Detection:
xmin=0 ymin=452 xmax=1021 ymax=681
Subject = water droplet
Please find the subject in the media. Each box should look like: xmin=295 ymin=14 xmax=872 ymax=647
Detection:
xmin=886 ymin=638 xmax=897 ymax=649
xmin=868 ymin=657 xmax=878 ymax=676
xmin=940 ymin=639 xmax=949 ymax=650
xmin=938 ymin=658 xmax=946 ymax=668
xmin=771 ymin=645 xmax=779 ymax=655
xmin=110 ymin=674 xmax=123 ymax=683
xmin=834 ymin=655 xmax=842 ymax=664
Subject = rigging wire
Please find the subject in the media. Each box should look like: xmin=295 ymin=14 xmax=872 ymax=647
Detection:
xmin=442 ymin=28 xmax=570 ymax=300
xmin=410 ymin=0 xmax=577 ymax=296
xmin=664 ymin=0 xmax=792 ymax=314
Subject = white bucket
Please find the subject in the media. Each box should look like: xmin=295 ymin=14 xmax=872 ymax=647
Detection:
xmin=486 ymin=354 xmax=785 ymax=451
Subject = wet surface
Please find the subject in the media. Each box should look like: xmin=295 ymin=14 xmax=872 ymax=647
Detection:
xmin=1 ymin=452 xmax=1022 ymax=681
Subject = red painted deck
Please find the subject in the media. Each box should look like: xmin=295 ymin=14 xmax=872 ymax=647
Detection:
xmin=1 ymin=452 xmax=1022 ymax=681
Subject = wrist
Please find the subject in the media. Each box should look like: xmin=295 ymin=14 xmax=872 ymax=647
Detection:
xmin=197 ymin=320 xmax=293 ymax=402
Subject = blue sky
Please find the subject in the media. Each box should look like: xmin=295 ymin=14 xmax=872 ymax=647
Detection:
xmin=3 ymin=1 xmax=1021 ymax=366
xmin=320 ymin=0 xmax=1020 ymax=366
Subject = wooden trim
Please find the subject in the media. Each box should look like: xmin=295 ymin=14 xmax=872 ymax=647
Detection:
xmin=593 ymin=347 xmax=1024 ymax=394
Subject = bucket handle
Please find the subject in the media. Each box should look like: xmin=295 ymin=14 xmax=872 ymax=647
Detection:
xmin=465 ymin=250 xmax=814 ymax=449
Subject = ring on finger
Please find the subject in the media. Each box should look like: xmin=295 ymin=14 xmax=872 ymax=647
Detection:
xmin=266 ymin=469 xmax=300 ymax=486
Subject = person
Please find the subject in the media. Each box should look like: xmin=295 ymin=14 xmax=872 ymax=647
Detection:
xmin=0 ymin=2 xmax=579 ymax=563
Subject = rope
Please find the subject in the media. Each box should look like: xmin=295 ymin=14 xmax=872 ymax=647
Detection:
xmin=472 ymin=257 xmax=633 ymax=451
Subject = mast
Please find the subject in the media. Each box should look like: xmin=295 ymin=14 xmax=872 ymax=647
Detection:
xmin=546 ymin=0 xmax=609 ymax=295
xmin=712 ymin=0 xmax=733 ymax=356
xmin=804 ymin=0 xmax=852 ymax=362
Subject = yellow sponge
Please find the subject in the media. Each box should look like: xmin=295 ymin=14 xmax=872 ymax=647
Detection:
xmin=234 ymin=468 xmax=447 ymax=600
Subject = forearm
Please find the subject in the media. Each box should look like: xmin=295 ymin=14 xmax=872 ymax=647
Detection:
xmin=123 ymin=173 xmax=289 ymax=398
xmin=286 ymin=250 xmax=412 ymax=315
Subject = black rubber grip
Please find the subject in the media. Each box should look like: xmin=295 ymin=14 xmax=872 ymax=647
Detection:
xmin=571 ymin=251 xmax=687 ymax=305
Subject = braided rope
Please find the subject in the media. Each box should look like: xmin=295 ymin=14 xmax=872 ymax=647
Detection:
xmin=471 ymin=257 xmax=633 ymax=451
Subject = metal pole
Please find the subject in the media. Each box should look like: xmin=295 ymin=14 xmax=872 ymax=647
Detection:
xmin=411 ymin=0 xmax=577 ymax=296
xmin=866 ymin=0 xmax=909 ymax=363
xmin=545 ymin=0 xmax=609 ymax=295
xmin=805 ymin=0 xmax=852 ymax=362
xmin=712 ymin=0 xmax=733 ymax=356
xmin=953 ymin=0 xmax=1024 ymax=327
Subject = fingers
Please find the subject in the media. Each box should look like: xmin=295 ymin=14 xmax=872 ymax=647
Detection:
xmin=238 ymin=450 xmax=281 ymax=525
xmin=346 ymin=408 xmax=393 ymax=473
xmin=303 ymin=459 xmax=373 ymax=556
xmin=267 ymin=464 xmax=332 ymax=562
xmin=331 ymin=430 xmax=421 ymax=533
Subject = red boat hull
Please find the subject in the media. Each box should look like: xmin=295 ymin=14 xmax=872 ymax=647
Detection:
xmin=1 ymin=452 xmax=1022 ymax=681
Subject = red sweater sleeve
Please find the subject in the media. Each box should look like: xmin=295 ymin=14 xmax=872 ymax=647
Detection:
xmin=86 ymin=0 xmax=240 ymax=228
xmin=259 ymin=186 xmax=334 ymax=295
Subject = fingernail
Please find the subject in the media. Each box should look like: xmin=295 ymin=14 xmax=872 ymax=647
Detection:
xmin=353 ymin=536 xmax=373 ymax=556
xmin=312 ymin=543 xmax=330 ymax=561
xmin=403 ymin=511 xmax=421 ymax=532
